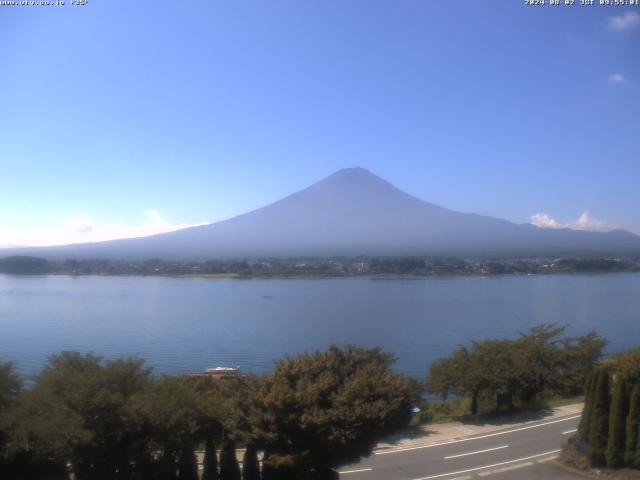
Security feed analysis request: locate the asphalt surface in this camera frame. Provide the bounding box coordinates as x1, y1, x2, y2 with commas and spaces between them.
339, 414, 585, 480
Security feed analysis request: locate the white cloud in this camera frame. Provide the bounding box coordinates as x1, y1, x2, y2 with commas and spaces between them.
0, 211, 207, 248
530, 213, 561, 229
531, 210, 615, 232
570, 211, 612, 231
608, 73, 628, 83
608, 11, 640, 31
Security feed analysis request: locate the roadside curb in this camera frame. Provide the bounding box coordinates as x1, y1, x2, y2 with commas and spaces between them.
554, 458, 600, 479
372, 403, 584, 454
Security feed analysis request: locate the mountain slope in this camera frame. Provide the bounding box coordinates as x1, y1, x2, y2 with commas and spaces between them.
4, 168, 640, 259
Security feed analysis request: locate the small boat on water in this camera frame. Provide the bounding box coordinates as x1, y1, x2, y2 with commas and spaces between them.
186, 366, 241, 378
204, 367, 240, 376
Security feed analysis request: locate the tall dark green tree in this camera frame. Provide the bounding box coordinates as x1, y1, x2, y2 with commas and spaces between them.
242, 444, 260, 480
157, 452, 178, 480
219, 438, 241, 480
0, 362, 24, 480
609, 348, 640, 384
606, 378, 629, 468
0, 362, 21, 456
578, 372, 596, 441
202, 438, 219, 480
0, 362, 21, 408
177, 448, 199, 480
625, 384, 640, 468
587, 368, 611, 467
260, 452, 282, 480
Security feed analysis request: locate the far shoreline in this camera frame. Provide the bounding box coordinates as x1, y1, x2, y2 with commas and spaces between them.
2, 270, 640, 281
2, 254, 639, 279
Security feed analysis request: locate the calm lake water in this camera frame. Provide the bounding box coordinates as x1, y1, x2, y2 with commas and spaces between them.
1, 273, 639, 379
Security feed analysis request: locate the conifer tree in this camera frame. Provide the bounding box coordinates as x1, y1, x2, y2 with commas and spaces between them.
242, 444, 260, 480
260, 453, 276, 480
202, 438, 219, 480
131, 453, 156, 480
177, 448, 199, 480
625, 385, 640, 468
219, 438, 241, 480
578, 372, 596, 441
157, 452, 178, 480
606, 378, 628, 468
637, 428, 640, 471
587, 368, 611, 467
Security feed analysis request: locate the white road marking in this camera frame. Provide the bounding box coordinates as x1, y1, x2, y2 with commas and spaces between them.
477, 461, 534, 476
562, 428, 577, 435
410, 449, 562, 480
536, 455, 558, 463
338, 468, 373, 475
375, 415, 579, 456
444, 445, 509, 460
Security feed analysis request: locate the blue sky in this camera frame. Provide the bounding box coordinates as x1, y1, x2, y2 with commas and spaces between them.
1, 1, 638, 246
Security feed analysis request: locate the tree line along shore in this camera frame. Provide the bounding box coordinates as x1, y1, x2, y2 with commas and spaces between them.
2, 325, 638, 479
1, 255, 640, 277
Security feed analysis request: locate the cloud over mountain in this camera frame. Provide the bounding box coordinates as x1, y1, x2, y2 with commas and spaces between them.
530, 211, 615, 232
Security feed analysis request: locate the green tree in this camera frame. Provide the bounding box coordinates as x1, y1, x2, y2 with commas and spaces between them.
624, 385, 640, 468
156, 452, 177, 480
427, 325, 606, 418
608, 348, 640, 384
557, 332, 607, 397
470, 339, 520, 411
512, 325, 565, 403
242, 444, 260, 480
0, 362, 21, 408
0, 362, 21, 452
128, 375, 202, 476
254, 345, 413, 477
202, 438, 219, 480
177, 448, 199, 480
513, 326, 605, 402
11, 352, 151, 479
578, 372, 596, 441
606, 378, 629, 468
587, 368, 611, 467
0, 362, 24, 479
427, 350, 466, 402
219, 437, 241, 480
427, 346, 483, 415
260, 453, 278, 480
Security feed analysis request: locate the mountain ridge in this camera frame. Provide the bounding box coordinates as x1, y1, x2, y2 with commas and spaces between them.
2, 168, 639, 260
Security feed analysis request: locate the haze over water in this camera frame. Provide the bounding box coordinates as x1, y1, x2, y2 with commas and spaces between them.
1, 273, 639, 379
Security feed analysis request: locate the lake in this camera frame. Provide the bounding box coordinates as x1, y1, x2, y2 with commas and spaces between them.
1, 273, 639, 379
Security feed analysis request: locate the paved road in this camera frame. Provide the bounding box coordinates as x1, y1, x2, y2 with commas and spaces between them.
339, 414, 585, 480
